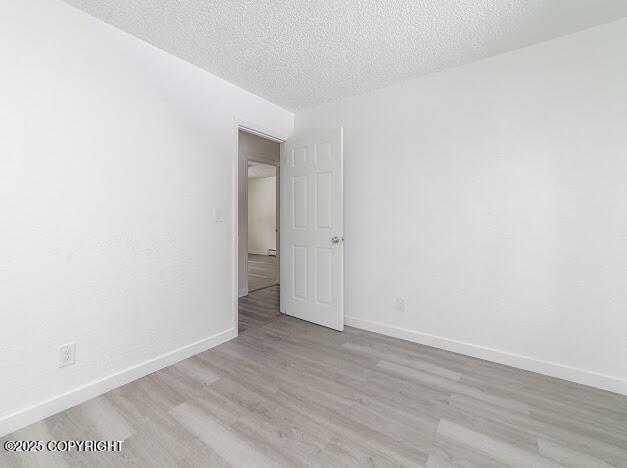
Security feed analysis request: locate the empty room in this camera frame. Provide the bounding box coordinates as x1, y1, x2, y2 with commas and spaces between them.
1, 1, 626, 467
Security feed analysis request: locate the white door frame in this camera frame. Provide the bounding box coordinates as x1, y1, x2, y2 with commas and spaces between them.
232, 118, 287, 337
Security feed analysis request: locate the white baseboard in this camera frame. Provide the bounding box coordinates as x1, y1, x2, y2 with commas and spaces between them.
344, 316, 627, 396
0, 328, 236, 437
238, 287, 248, 297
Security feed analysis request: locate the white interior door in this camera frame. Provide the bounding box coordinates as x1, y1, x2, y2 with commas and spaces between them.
280, 128, 344, 330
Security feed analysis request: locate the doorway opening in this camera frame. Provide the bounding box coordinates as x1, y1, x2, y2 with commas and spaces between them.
235, 126, 344, 335
237, 129, 281, 334
247, 161, 278, 292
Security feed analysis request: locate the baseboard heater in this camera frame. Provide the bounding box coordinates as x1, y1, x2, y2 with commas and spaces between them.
267, 249, 277, 256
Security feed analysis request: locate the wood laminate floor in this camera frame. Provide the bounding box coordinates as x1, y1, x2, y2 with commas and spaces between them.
2, 288, 627, 467
248, 253, 278, 292
238, 284, 280, 334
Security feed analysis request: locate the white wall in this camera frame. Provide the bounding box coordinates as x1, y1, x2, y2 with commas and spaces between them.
248, 176, 277, 255
295, 18, 627, 394
0, 0, 292, 435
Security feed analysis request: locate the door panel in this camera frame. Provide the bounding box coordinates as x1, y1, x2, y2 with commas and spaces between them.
315, 247, 333, 305
315, 172, 333, 229
281, 129, 343, 331
292, 175, 308, 229
293, 146, 307, 166
292, 245, 308, 300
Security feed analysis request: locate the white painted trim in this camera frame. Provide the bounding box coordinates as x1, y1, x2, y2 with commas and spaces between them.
0, 328, 235, 437
238, 287, 248, 298
345, 316, 627, 396
238, 121, 288, 144
232, 119, 241, 338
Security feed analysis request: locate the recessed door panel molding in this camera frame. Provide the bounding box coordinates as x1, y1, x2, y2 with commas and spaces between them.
315, 172, 333, 230
292, 246, 308, 300
315, 247, 333, 306
292, 175, 308, 229
281, 128, 344, 331
316, 142, 332, 163
292, 147, 307, 167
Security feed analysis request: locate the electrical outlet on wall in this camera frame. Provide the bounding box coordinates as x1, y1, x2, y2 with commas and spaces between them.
394, 297, 406, 313
59, 343, 76, 368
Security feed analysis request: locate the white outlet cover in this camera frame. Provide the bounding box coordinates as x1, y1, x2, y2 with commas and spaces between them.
394, 297, 406, 313
59, 343, 76, 368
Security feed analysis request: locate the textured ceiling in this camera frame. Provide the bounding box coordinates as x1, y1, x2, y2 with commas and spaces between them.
248, 162, 276, 179
63, 0, 627, 110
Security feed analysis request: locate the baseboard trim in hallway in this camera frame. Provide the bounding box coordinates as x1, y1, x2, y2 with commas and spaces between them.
0, 328, 235, 438
345, 315, 627, 396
